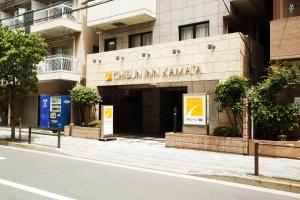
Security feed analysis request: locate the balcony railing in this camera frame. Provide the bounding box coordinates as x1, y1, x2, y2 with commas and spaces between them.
1, 16, 24, 30
87, 0, 156, 29
33, 3, 79, 25
38, 55, 79, 73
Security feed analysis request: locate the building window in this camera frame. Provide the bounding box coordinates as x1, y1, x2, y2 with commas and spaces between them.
52, 46, 72, 55
179, 22, 209, 41
129, 32, 152, 48
93, 46, 99, 53
105, 38, 117, 52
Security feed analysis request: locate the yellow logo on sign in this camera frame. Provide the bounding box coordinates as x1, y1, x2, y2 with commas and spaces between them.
105, 72, 112, 81
104, 108, 113, 119
185, 97, 203, 117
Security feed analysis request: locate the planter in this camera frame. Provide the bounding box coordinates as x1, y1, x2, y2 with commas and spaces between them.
165, 133, 248, 155
249, 139, 300, 159
64, 125, 101, 139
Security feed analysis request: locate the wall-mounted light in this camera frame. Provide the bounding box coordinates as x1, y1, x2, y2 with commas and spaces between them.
116, 56, 124, 61
172, 49, 181, 55
207, 44, 216, 50
93, 59, 101, 64
141, 53, 150, 58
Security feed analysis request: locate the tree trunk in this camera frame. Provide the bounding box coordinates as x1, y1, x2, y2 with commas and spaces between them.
226, 110, 235, 130
83, 106, 89, 126
10, 101, 15, 140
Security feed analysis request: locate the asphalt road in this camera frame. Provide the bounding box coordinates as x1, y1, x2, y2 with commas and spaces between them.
0, 146, 299, 200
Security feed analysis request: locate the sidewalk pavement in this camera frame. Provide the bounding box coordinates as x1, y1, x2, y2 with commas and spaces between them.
0, 127, 300, 189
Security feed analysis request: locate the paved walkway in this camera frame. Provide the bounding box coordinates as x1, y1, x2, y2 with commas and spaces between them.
0, 127, 300, 181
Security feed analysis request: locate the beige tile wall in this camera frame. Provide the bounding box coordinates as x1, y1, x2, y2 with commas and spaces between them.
99, 0, 231, 52
87, 33, 246, 88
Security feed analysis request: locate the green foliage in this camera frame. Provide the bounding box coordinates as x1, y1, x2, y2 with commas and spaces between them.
0, 25, 48, 102
215, 75, 248, 135
70, 86, 102, 126
88, 120, 102, 128
0, 25, 48, 139
213, 127, 237, 137
215, 76, 248, 113
248, 63, 300, 137
70, 86, 102, 107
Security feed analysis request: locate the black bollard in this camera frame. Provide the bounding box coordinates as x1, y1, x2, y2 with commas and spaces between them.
173, 107, 177, 133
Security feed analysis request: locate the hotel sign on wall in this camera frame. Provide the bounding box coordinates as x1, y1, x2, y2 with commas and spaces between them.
105, 64, 201, 81
183, 94, 208, 126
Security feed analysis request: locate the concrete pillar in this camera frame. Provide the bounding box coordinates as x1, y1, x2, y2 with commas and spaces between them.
98, 32, 105, 52
142, 89, 160, 134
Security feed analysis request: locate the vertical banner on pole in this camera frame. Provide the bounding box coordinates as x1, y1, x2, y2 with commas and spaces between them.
101, 105, 114, 138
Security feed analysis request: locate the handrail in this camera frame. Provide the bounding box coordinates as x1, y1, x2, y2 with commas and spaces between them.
1, 15, 24, 30
28, 126, 62, 148
254, 142, 300, 176
33, 3, 79, 24
38, 55, 79, 73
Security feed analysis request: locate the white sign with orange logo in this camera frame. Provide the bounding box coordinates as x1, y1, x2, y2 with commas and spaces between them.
183, 94, 208, 126
101, 105, 113, 136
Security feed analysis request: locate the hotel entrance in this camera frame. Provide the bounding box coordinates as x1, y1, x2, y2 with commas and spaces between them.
99, 85, 187, 137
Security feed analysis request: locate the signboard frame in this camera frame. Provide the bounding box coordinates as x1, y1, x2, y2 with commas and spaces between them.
183, 93, 208, 126
101, 105, 114, 138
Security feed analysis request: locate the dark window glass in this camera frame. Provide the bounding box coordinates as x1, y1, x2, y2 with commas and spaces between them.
284, 0, 300, 17
105, 38, 117, 52
142, 32, 152, 46
179, 21, 209, 41
52, 46, 72, 55
129, 32, 153, 48
130, 35, 141, 48
93, 46, 99, 53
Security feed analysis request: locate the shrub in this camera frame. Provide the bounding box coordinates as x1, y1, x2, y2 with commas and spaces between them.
88, 120, 101, 128
215, 75, 248, 135
70, 86, 102, 126
248, 63, 300, 139
213, 127, 237, 137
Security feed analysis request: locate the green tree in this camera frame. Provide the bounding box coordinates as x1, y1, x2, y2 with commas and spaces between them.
70, 86, 102, 126
248, 63, 300, 139
215, 75, 248, 135
0, 25, 48, 139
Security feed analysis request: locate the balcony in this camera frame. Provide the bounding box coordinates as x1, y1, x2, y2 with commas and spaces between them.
37, 55, 81, 83
87, 0, 156, 30
31, 3, 81, 38
1, 16, 24, 30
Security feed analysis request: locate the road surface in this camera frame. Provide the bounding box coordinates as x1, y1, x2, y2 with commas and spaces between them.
0, 145, 299, 200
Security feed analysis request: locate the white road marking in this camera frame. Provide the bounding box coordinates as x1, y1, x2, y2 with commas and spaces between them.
0, 145, 300, 198
0, 156, 6, 160
0, 178, 76, 200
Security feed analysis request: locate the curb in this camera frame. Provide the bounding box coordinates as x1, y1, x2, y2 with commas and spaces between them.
0, 141, 299, 194
0, 141, 62, 155
192, 174, 300, 194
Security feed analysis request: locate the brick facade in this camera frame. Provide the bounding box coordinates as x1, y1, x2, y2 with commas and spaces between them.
270, 16, 300, 60
165, 133, 248, 155
64, 126, 101, 140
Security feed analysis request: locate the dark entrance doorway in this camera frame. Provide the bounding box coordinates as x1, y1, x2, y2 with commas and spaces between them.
99, 85, 187, 137
160, 87, 186, 133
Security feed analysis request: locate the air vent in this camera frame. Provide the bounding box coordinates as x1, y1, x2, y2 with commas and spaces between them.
112, 22, 126, 27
